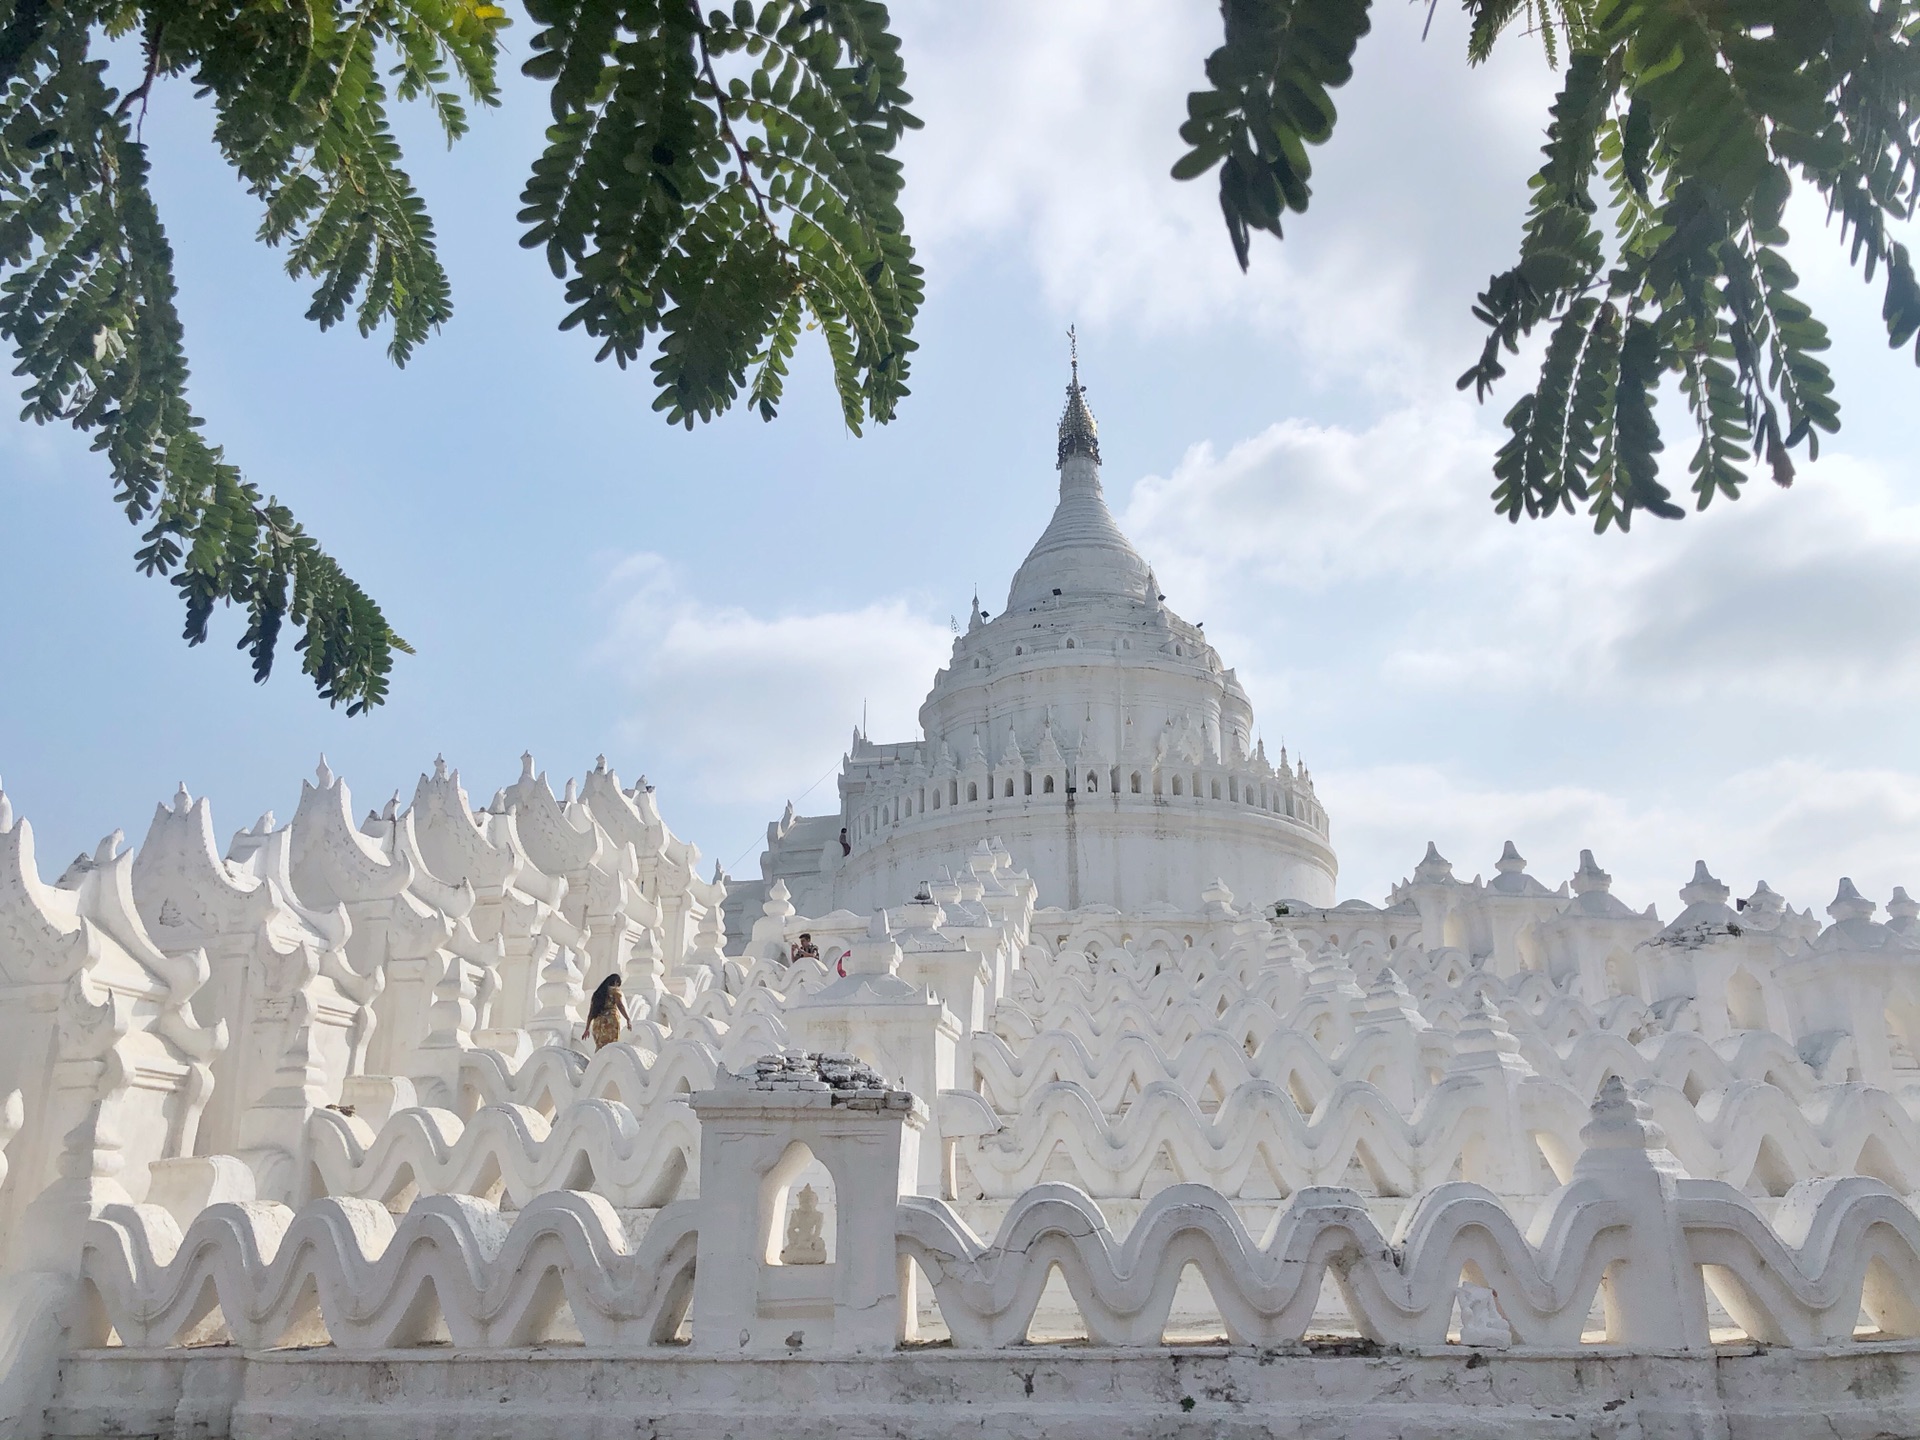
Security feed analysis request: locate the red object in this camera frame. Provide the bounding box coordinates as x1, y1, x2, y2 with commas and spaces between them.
836, 952, 850, 977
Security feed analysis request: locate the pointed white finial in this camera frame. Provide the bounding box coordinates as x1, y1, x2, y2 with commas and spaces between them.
595, 753, 608, 772
1579, 1074, 1672, 1154
563, 777, 577, 804
1828, 877, 1876, 923
1414, 841, 1454, 882
172, 782, 191, 815
433, 754, 448, 779
0, 781, 11, 832
1679, 861, 1730, 907
520, 751, 536, 781
1571, 849, 1611, 895
315, 754, 334, 787
94, 829, 125, 864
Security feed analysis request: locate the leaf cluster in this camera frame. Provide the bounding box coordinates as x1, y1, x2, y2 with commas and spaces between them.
0, 0, 506, 708
518, 0, 922, 430
1173, 0, 1374, 268
1457, 0, 1903, 531
1175, 0, 1920, 533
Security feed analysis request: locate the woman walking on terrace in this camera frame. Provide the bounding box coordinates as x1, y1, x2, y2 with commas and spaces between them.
581, 973, 631, 1050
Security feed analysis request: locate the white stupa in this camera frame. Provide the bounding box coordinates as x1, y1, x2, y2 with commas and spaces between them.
729, 356, 1336, 935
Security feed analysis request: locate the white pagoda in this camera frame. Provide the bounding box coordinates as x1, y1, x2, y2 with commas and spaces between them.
730, 359, 1334, 934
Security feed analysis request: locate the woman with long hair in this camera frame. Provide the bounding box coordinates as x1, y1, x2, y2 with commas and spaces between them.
580, 972, 630, 1050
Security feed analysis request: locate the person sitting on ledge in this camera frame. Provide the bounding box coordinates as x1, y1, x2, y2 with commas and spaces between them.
790, 932, 820, 965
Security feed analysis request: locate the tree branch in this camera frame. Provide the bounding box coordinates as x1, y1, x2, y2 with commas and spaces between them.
688, 1, 786, 258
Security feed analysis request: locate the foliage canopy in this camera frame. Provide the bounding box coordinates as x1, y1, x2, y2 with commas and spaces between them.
3, 0, 1917, 708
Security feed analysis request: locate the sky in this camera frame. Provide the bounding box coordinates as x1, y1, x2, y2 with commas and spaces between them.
4, 1, 1919, 922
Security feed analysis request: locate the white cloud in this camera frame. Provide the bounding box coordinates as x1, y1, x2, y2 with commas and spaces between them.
895, 0, 1559, 385
593, 554, 953, 806
1598, 457, 1920, 699
1122, 402, 1501, 596
1119, 404, 1920, 706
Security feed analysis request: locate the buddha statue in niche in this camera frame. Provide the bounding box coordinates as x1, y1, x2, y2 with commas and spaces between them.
781, 1184, 827, 1265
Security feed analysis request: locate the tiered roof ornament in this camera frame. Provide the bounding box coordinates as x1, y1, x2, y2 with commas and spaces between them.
1057, 326, 1100, 468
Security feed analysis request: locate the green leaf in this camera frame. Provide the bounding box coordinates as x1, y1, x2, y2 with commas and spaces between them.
1173, 0, 1374, 269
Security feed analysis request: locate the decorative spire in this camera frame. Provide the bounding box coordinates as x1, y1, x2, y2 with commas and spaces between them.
1413, 840, 1454, 884
1571, 849, 1612, 895
1056, 326, 1100, 468
1827, 876, 1876, 923
1679, 860, 1730, 908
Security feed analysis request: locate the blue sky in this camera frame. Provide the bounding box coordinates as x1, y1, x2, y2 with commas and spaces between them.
4, 1, 1919, 920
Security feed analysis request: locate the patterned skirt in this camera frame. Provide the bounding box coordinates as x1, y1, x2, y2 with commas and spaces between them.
589, 1012, 621, 1049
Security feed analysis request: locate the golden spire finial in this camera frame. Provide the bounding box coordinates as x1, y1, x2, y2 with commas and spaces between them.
1057, 326, 1099, 468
